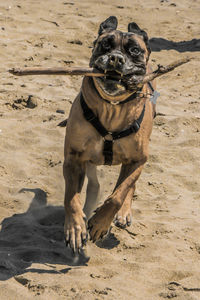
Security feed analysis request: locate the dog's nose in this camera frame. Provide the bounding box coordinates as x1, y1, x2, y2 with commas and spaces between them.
108, 53, 125, 68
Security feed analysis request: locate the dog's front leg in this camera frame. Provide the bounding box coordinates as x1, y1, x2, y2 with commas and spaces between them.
114, 185, 135, 228
63, 158, 87, 252
88, 158, 147, 242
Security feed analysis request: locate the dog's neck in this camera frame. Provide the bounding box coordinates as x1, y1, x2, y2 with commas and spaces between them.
81, 77, 147, 133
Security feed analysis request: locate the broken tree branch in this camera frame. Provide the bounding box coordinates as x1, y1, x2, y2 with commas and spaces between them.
9, 57, 192, 84
9, 67, 104, 77
142, 57, 192, 83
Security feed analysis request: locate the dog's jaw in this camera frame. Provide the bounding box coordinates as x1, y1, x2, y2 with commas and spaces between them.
91, 53, 129, 98
92, 68, 139, 102
92, 56, 143, 100
93, 76, 127, 98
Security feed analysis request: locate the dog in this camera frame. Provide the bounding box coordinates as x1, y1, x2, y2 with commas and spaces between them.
63, 16, 157, 252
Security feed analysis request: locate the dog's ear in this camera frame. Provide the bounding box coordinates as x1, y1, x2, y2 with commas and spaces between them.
128, 22, 151, 54
98, 16, 118, 35
128, 22, 142, 34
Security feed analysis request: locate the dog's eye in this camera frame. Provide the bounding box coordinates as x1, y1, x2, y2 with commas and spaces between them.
102, 40, 111, 50
129, 47, 141, 56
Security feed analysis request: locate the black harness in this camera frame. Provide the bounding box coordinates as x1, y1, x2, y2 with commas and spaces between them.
80, 93, 146, 165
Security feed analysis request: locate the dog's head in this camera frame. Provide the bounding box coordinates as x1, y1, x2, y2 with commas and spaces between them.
89, 16, 151, 99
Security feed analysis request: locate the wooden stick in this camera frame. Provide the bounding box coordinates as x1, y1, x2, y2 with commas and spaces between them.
9, 67, 105, 77
142, 57, 192, 83
9, 57, 192, 83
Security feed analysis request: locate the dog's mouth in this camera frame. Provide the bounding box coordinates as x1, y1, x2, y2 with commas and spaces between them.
94, 68, 127, 97
97, 68, 122, 82
94, 67, 145, 97
103, 69, 122, 79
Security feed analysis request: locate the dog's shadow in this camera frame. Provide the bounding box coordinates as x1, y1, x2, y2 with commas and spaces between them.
149, 37, 200, 52
0, 188, 89, 281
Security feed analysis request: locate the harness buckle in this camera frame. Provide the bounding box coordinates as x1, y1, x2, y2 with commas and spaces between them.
103, 133, 114, 142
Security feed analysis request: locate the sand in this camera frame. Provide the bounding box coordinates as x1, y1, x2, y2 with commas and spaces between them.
0, 0, 200, 299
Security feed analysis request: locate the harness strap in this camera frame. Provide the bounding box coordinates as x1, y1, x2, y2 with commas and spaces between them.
80, 93, 108, 137
148, 81, 155, 93
103, 140, 113, 165
111, 104, 145, 140
80, 93, 145, 165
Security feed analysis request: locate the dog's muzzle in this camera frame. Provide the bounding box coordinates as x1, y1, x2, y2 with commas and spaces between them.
107, 52, 125, 72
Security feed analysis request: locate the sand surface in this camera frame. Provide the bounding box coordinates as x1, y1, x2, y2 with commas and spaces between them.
0, 0, 200, 299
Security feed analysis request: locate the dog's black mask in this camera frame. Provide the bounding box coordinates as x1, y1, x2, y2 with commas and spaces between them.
89, 16, 151, 97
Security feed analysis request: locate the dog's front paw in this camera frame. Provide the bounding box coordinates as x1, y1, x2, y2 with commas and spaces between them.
88, 215, 109, 242
64, 214, 88, 253
88, 200, 117, 242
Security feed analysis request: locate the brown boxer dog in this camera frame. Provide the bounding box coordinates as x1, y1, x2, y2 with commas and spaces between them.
63, 16, 156, 252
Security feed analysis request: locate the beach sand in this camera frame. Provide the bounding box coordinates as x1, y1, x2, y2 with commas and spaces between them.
0, 0, 200, 299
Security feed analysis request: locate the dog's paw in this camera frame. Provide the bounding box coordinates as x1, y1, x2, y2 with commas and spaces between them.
64, 216, 88, 253
88, 218, 110, 243
88, 200, 116, 242
114, 210, 132, 229
88, 216, 109, 242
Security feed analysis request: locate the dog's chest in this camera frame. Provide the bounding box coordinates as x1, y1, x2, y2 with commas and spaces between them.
111, 137, 142, 165
90, 105, 144, 165
66, 91, 150, 166
81, 133, 141, 165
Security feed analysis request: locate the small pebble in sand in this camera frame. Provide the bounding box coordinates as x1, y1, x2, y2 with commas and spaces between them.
56, 109, 65, 114
27, 95, 38, 108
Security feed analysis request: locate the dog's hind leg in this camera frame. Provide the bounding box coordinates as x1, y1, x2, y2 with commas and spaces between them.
83, 162, 100, 219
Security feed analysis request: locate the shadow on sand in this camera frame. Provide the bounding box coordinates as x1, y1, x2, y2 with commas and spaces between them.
150, 38, 200, 52
0, 188, 89, 281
